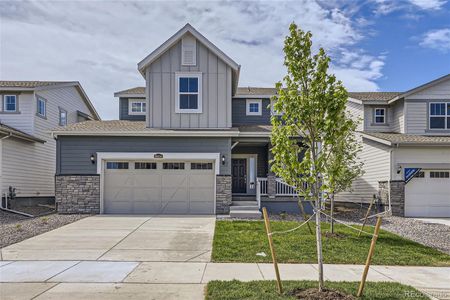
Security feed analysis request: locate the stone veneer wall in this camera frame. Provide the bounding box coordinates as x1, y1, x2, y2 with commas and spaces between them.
216, 175, 232, 214
55, 175, 100, 214
379, 180, 405, 217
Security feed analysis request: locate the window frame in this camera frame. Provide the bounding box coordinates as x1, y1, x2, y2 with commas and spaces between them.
59, 107, 68, 126
128, 99, 146, 115
36, 96, 47, 118
106, 162, 129, 169
3, 95, 18, 113
373, 107, 386, 124
175, 72, 202, 114
246, 99, 262, 116
429, 102, 449, 130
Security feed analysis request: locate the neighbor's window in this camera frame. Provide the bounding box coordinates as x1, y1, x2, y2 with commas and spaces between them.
429, 102, 449, 129
246, 99, 262, 116
106, 162, 129, 169
36, 97, 46, 118
3, 95, 17, 112
163, 162, 185, 170
59, 108, 67, 126
374, 108, 385, 124
430, 171, 450, 178
135, 162, 157, 169
176, 73, 202, 113
191, 163, 213, 170
129, 100, 146, 115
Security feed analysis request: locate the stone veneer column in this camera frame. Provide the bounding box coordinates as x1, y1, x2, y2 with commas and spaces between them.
216, 175, 232, 214
55, 175, 100, 214
379, 180, 405, 217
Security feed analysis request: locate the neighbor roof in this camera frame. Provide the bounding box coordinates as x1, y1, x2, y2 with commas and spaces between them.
0, 81, 101, 120
0, 123, 46, 143
348, 92, 401, 102
235, 87, 277, 97
361, 131, 450, 146
114, 87, 145, 97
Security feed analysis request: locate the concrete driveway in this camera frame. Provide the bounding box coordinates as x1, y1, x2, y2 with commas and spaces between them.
1, 215, 215, 262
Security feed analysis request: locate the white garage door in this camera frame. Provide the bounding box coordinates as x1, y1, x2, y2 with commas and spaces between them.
103, 160, 215, 214
405, 170, 450, 217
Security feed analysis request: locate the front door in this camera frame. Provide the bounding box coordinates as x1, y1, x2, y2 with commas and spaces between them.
232, 158, 247, 193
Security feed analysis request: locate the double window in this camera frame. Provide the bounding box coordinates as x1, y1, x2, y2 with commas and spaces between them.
3, 95, 17, 112
129, 99, 146, 115
36, 97, 46, 118
374, 108, 385, 124
246, 99, 262, 116
429, 102, 450, 129
175, 73, 202, 113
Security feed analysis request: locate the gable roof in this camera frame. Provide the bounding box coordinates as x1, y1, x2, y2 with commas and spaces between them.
0, 122, 46, 143
0, 81, 101, 120
114, 86, 145, 98
137, 23, 241, 94
348, 92, 401, 103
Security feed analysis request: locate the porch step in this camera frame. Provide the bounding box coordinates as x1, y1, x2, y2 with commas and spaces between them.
231, 201, 258, 207
229, 209, 262, 219
232, 196, 256, 202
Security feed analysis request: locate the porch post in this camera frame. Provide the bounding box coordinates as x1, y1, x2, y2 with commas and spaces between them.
267, 143, 276, 198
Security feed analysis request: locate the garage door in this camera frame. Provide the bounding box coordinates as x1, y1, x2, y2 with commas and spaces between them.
405, 170, 450, 217
103, 160, 215, 214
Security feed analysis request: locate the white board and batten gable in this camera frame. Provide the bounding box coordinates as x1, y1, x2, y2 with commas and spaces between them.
137, 24, 241, 129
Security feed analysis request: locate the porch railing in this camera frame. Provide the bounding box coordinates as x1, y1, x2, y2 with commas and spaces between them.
256, 177, 300, 208
256, 177, 268, 208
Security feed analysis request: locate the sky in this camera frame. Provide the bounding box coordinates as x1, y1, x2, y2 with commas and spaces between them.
1, 0, 449, 120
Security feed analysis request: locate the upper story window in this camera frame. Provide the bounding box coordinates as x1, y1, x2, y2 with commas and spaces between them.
59, 108, 67, 126
129, 99, 146, 115
374, 108, 385, 124
3, 95, 18, 112
429, 102, 450, 129
175, 73, 202, 113
36, 96, 46, 118
246, 99, 262, 116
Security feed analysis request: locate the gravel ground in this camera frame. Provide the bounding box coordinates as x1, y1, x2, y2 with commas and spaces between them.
0, 210, 88, 248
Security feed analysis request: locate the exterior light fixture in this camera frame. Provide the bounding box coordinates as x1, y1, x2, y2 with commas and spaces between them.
221, 155, 226, 165
90, 154, 96, 164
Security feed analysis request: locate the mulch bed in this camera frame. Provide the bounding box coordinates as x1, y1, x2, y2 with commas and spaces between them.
287, 288, 355, 300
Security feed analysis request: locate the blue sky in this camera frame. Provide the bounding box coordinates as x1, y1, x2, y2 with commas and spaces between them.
1, 0, 449, 119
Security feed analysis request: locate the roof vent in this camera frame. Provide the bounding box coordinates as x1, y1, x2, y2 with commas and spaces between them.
181, 34, 196, 66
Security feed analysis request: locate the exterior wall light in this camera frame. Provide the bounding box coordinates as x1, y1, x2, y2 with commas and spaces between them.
221, 155, 226, 165
90, 154, 96, 164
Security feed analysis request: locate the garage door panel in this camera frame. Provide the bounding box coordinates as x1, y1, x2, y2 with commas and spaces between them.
190, 201, 214, 214
189, 174, 214, 187
190, 188, 214, 202
161, 201, 189, 214
133, 200, 162, 214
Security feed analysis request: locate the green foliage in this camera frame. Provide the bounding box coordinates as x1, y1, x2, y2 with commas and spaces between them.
270, 22, 360, 200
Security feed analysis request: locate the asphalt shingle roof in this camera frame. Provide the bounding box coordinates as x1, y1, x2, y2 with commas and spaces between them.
362, 132, 450, 145
0, 81, 73, 88
114, 87, 145, 95
0, 123, 45, 143
348, 92, 401, 102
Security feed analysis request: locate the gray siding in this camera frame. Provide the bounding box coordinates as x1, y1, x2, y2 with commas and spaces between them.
57, 136, 232, 175
232, 98, 271, 125
346, 101, 363, 131
146, 39, 232, 129
390, 100, 404, 133
119, 98, 146, 121
232, 145, 269, 177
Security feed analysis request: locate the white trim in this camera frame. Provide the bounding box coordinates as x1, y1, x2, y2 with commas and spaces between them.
348, 97, 363, 105
175, 72, 203, 114
128, 99, 147, 115
36, 96, 46, 118
429, 102, 449, 130
97, 152, 221, 214
360, 132, 393, 146
246, 99, 262, 116
3, 95, 17, 112
389, 74, 450, 104
233, 94, 275, 99
53, 130, 240, 137
374, 107, 386, 124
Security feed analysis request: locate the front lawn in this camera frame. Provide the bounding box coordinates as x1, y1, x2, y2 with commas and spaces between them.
212, 220, 450, 266
206, 280, 428, 300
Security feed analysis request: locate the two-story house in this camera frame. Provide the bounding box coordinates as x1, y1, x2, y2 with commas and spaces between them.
0, 81, 100, 208
52, 24, 450, 218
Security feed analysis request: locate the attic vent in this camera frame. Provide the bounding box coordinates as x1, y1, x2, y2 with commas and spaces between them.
181, 35, 196, 66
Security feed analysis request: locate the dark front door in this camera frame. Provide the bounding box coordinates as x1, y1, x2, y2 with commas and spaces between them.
232, 158, 247, 193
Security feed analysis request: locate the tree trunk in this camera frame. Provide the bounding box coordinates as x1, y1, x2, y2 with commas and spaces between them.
330, 193, 335, 234
315, 196, 324, 291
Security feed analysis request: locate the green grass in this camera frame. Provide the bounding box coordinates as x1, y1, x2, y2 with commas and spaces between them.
212, 220, 450, 266
205, 280, 429, 300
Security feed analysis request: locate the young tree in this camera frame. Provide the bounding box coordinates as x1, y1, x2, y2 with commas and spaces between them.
270, 23, 357, 291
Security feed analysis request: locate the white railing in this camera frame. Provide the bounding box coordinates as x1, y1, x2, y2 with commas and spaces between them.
256, 177, 300, 208
256, 177, 268, 208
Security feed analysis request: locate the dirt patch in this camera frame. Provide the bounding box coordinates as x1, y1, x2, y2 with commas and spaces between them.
287, 288, 356, 300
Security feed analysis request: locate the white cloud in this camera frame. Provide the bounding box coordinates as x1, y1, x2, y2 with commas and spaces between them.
372, 0, 447, 15
0, 1, 384, 119
420, 28, 450, 52
409, 0, 447, 10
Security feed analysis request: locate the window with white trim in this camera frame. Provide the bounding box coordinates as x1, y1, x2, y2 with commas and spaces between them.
374, 108, 385, 124
175, 73, 202, 113
246, 99, 262, 116
129, 99, 146, 115
429, 102, 450, 129
36, 97, 46, 118
106, 162, 129, 169
3, 95, 17, 112
59, 108, 67, 126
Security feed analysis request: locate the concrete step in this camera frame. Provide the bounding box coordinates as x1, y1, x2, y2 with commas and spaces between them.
229, 210, 262, 219
232, 196, 256, 201
230, 205, 259, 211
231, 201, 258, 207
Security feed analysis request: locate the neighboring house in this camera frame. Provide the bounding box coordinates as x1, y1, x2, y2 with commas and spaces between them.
52, 23, 450, 218
0, 81, 100, 206
336, 76, 450, 218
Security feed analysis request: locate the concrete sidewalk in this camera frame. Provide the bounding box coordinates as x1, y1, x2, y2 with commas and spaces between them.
1, 261, 449, 299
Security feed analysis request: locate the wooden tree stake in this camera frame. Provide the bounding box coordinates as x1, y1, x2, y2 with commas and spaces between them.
357, 216, 383, 297
262, 207, 283, 294
358, 196, 375, 237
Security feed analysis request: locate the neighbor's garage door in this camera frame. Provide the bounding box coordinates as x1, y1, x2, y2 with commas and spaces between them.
405, 170, 450, 217
103, 161, 215, 214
